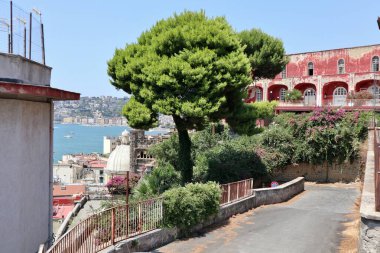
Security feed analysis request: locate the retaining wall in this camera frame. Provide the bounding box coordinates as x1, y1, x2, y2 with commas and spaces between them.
101, 177, 304, 253
359, 130, 380, 253
273, 160, 363, 183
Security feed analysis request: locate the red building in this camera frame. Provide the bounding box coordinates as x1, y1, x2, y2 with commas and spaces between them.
246, 44, 380, 111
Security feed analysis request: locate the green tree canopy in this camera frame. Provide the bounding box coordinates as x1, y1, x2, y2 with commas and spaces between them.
108, 11, 287, 183
238, 29, 288, 79
108, 11, 251, 183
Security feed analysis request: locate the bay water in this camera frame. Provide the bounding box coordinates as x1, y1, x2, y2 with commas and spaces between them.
53, 124, 130, 162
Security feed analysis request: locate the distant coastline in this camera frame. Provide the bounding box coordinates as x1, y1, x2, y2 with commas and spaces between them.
54, 122, 173, 130
55, 122, 129, 127
53, 124, 172, 163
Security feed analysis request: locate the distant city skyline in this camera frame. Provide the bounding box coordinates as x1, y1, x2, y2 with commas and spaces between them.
9, 0, 380, 97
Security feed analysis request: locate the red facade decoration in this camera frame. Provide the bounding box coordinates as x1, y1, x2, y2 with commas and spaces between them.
246, 44, 380, 111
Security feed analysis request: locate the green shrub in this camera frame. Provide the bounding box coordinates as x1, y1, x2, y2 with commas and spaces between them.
132, 164, 181, 200
149, 134, 179, 170
191, 123, 231, 156
285, 89, 302, 101
163, 182, 221, 230
252, 101, 278, 120
194, 136, 267, 183
258, 125, 294, 160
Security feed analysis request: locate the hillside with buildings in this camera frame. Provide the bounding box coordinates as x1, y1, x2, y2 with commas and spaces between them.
54, 96, 129, 125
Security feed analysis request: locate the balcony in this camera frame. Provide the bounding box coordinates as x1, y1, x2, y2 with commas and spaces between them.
323, 99, 380, 108
275, 99, 380, 112
278, 100, 316, 107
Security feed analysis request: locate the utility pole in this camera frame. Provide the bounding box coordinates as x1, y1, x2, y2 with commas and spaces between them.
29, 12, 32, 60
10, 0, 13, 54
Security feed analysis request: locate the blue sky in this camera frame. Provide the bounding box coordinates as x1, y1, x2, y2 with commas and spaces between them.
9, 0, 380, 97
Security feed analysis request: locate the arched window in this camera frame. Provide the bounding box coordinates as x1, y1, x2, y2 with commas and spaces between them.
256, 89, 262, 102
369, 85, 380, 99
372, 56, 379, 72
338, 59, 345, 74
334, 87, 347, 96
308, 62, 314, 76
333, 87, 347, 106
304, 88, 316, 106
304, 88, 316, 97
280, 88, 287, 101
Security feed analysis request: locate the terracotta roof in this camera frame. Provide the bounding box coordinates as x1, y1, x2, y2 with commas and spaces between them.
53, 184, 86, 197
88, 160, 107, 168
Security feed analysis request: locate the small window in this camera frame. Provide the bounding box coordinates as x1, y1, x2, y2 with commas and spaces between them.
372, 56, 379, 72
256, 89, 262, 102
308, 62, 314, 76
338, 59, 345, 74
281, 67, 287, 79
61, 186, 66, 190
280, 88, 287, 101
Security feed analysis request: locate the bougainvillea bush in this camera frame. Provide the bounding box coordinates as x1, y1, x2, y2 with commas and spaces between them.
151, 108, 369, 185
106, 175, 140, 195
275, 108, 370, 164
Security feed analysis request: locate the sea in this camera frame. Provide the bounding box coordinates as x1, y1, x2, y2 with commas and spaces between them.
53, 124, 168, 163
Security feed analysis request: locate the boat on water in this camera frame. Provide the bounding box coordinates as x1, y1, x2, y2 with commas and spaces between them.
64, 135, 73, 138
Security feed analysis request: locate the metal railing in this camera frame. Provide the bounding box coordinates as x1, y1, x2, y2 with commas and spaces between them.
323, 98, 380, 107
0, 0, 45, 64
43, 179, 255, 252
277, 99, 380, 108
373, 127, 380, 211
278, 101, 317, 107
46, 197, 163, 253
220, 178, 254, 205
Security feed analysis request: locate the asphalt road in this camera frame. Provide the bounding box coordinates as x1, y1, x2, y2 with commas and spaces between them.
154, 183, 360, 253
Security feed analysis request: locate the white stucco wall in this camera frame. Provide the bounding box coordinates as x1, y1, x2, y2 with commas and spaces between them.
0, 99, 51, 253
53, 164, 75, 184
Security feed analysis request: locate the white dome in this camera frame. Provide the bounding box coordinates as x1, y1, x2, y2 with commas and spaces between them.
122, 130, 129, 136
106, 145, 131, 174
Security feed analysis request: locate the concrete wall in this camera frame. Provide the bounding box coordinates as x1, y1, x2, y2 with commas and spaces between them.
359, 130, 380, 252
0, 99, 51, 253
102, 177, 304, 253
273, 160, 363, 183
0, 53, 51, 86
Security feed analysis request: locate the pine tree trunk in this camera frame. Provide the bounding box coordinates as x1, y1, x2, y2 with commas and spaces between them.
173, 115, 193, 184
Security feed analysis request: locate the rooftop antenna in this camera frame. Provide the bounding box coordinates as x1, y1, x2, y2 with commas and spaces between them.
0, 19, 10, 28
0, 18, 11, 53
17, 17, 27, 57
32, 7, 45, 64
32, 8, 42, 23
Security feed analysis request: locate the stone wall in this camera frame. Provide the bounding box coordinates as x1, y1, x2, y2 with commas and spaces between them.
360, 218, 380, 252
273, 160, 363, 183
359, 130, 380, 252
101, 177, 304, 253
